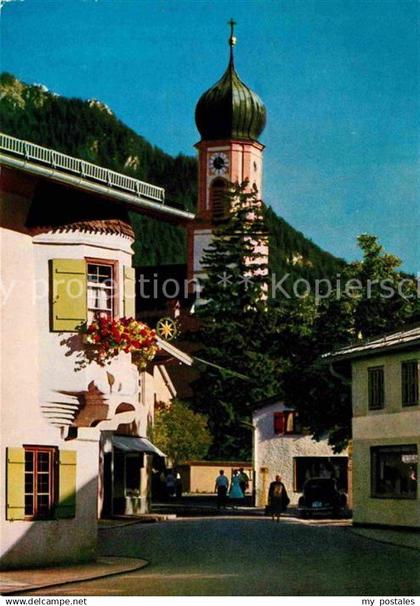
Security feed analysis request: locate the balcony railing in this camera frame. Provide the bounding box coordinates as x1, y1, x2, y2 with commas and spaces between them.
0, 132, 165, 203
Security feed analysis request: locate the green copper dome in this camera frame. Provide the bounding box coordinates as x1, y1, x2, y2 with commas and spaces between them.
195, 47, 266, 142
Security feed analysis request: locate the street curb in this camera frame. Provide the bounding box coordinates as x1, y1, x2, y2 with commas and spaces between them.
98, 515, 177, 530
151, 507, 266, 518
98, 520, 153, 530
349, 529, 420, 553
0, 556, 149, 596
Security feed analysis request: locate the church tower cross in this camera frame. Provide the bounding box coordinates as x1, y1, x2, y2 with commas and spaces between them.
188, 22, 268, 287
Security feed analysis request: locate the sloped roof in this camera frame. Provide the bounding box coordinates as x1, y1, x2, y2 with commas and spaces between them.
323, 325, 420, 362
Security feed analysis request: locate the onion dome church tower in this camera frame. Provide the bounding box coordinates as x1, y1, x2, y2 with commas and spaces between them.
187, 21, 267, 286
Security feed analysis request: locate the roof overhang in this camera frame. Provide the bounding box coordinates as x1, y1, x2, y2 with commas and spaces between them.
1, 154, 195, 224
0, 133, 195, 225
322, 328, 420, 364
156, 337, 194, 366
112, 435, 166, 457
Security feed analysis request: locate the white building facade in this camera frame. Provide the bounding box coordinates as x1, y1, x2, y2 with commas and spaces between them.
0, 134, 194, 569
253, 400, 348, 507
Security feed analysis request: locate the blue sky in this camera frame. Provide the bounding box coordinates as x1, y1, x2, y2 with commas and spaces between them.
2, 0, 418, 272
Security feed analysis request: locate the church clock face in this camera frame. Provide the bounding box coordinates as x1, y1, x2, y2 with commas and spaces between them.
208, 152, 229, 176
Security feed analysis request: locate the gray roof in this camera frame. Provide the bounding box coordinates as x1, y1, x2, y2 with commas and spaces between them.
323, 325, 420, 362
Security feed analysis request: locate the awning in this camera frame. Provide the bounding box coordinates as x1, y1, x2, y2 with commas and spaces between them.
112, 436, 166, 457
156, 337, 193, 366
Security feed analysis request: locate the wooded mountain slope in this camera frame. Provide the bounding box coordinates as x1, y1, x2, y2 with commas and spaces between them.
0, 72, 343, 277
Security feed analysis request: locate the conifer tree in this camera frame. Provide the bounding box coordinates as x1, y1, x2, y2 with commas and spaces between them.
198, 179, 269, 314
277, 234, 419, 452
193, 181, 283, 459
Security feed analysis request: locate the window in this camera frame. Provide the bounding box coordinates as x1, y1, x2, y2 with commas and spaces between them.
273, 411, 301, 435
7, 447, 76, 521
294, 457, 348, 493
371, 445, 417, 499
87, 261, 116, 322
402, 360, 419, 407
210, 178, 228, 223
368, 366, 385, 410
51, 258, 134, 332
24, 447, 57, 519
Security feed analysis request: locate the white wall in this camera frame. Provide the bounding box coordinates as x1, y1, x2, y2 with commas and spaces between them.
32, 231, 138, 419
0, 226, 100, 568
0, 205, 144, 567
253, 402, 347, 506
193, 229, 212, 273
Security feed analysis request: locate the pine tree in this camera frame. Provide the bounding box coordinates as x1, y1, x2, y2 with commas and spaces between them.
193, 181, 283, 459
198, 180, 269, 314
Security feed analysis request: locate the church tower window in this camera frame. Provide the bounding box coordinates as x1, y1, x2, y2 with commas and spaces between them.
211, 178, 229, 223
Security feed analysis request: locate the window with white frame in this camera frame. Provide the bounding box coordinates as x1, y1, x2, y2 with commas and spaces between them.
402, 360, 419, 407
371, 445, 417, 499
7, 446, 76, 521
87, 262, 116, 322
24, 446, 57, 519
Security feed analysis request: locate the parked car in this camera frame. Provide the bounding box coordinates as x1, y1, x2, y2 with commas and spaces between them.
297, 478, 347, 518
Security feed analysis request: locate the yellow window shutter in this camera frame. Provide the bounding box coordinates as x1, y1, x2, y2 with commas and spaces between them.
56, 450, 77, 519
51, 259, 87, 332
123, 266, 136, 318
6, 447, 25, 520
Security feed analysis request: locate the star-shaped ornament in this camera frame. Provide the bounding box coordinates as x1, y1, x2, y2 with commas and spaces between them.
156, 317, 178, 341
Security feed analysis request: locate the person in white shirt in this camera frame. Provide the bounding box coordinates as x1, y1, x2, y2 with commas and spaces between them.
215, 469, 229, 509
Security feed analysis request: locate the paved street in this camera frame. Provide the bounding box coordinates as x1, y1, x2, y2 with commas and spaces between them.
27, 517, 419, 596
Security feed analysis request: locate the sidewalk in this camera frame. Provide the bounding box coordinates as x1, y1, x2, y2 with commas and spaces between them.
153, 502, 266, 517
98, 513, 176, 529
0, 556, 148, 596
152, 493, 264, 517
151, 496, 349, 521
351, 527, 420, 551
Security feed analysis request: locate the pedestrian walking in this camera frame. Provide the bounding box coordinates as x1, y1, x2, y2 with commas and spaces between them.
229, 470, 244, 508
267, 474, 290, 521
215, 469, 229, 509
238, 467, 249, 495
